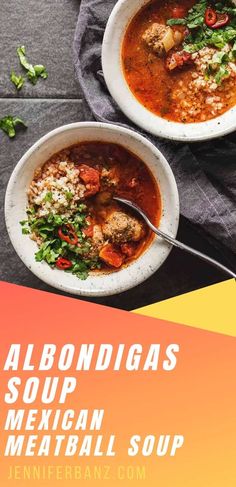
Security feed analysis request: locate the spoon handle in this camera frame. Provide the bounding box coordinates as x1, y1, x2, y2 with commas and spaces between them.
114, 197, 236, 280
154, 226, 236, 280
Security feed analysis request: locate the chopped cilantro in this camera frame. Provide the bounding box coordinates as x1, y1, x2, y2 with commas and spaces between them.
20, 207, 100, 280
167, 18, 187, 26
65, 191, 73, 201
215, 65, 230, 84
22, 228, 30, 235
0, 116, 27, 138
44, 192, 53, 202
10, 71, 25, 90
17, 46, 48, 85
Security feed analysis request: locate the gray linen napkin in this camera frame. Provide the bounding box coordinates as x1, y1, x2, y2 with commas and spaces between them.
73, 0, 236, 257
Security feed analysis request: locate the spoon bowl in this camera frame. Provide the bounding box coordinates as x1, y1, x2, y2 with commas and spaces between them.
114, 197, 236, 280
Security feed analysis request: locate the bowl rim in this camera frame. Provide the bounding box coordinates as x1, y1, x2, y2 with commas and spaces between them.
5, 121, 180, 297
102, 0, 236, 142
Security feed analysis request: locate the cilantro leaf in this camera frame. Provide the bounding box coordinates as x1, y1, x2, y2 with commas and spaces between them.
215, 65, 230, 84
27, 65, 48, 85
0, 116, 27, 138
10, 71, 25, 90
167, 18, 187, 26
44, 192, 53, 203
17, 46, 48, 85
34, 65, 48, 79
17, 46, 32, 71
22, 228, 30, 235
65, 191, 73, 201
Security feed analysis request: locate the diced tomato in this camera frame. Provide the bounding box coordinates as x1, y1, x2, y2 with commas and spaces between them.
79, 164, 100, 197
166, 50, 192, 71
99, 244, 124, 269
121, 242, 136, 258
171, 6, 186, 18
83, 216, 94, 237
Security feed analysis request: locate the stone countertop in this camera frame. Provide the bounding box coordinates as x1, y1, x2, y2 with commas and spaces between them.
0, 0, 230, 310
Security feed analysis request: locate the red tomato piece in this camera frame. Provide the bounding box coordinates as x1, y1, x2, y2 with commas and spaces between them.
121, 242, 136, 258
79, 164, 100, 197
99, 244, 124, 269
83, 216, 94, 237
171, 6, 186, 18
166, 50, 192, 71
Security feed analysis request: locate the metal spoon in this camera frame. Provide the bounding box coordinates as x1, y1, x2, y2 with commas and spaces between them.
114, 197, 236, 280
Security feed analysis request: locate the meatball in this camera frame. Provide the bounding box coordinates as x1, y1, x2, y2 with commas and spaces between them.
102, 211, 144, 244
142, 23, 175, 56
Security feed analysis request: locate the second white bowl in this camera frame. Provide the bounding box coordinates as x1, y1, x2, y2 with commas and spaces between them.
102, 0, 236, 142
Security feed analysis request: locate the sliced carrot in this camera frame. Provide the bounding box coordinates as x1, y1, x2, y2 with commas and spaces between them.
99, 244, 124, 269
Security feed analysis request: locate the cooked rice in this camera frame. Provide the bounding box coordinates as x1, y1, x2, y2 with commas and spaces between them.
28, 159, 86, 217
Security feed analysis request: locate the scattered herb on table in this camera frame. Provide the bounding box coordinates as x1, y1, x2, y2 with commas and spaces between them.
20, 206, 101, 280
0, 116, 27, 138
10, 71, 25, 90
17, 46, 48, 85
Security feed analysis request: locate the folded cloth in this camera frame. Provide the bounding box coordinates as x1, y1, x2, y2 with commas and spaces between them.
73, 0, 236, 257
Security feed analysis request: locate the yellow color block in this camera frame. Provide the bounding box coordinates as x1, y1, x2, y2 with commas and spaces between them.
134, 279, 236, 337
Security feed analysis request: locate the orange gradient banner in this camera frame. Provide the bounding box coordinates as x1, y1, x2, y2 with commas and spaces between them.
0, 281, 235, 487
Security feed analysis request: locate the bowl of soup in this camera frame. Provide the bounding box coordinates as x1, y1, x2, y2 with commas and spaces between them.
5, 122, 179, 296
102, 0, 236, 141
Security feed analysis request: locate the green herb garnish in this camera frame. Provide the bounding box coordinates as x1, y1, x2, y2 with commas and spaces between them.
10, 71, 25, 90
215, 65, 230, 84
65, 191, 74, 201
21, 205, 99, 280
17, 46, 48, 85
167, 18, 187, 26
44, 192, 53, 203
0, 116, 27, 138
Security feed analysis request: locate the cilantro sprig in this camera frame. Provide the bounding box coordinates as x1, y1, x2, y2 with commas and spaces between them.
10, 71, 25, 90
17, 46, 48, 85
0, 116, 27, 138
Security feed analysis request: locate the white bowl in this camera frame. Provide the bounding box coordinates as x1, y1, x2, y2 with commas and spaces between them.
102, 0, 236, 142
5, 122, 179, 297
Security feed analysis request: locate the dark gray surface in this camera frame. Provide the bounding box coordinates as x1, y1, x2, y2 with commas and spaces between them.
0, 0, 81, 99
0, 0, 232, 311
